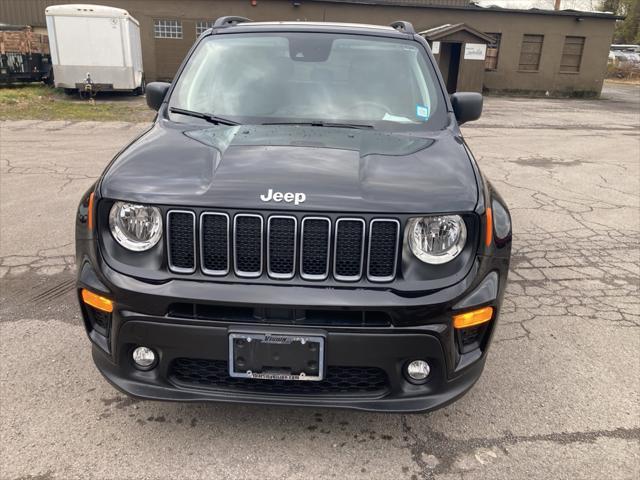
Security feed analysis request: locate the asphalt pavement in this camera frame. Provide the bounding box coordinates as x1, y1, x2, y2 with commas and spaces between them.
1, 82, 639, 479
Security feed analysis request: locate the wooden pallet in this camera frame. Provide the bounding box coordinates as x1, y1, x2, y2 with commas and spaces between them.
0, 26, 50, 56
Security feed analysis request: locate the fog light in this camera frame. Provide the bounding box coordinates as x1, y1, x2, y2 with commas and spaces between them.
132, 346, 157, 369
406, 360, 430, 382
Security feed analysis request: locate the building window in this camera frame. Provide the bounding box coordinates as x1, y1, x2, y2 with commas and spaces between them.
485, 33, 501, 71
518, 34, 544, 71
196, 21, 214, 37
154, 19, 183, 39
560, 36, 585, 73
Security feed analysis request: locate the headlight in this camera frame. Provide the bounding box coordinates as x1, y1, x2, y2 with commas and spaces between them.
109, 202, 163, 251
491, 200, 511, 240
407, 215, 467, 264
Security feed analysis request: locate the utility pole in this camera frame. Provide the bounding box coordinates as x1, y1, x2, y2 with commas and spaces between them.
554, 0, 561, 10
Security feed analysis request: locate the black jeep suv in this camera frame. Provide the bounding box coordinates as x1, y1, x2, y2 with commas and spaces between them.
76, 17, 512, 412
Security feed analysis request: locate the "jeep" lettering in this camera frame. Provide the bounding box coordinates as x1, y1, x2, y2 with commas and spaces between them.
260, 189, 306, 206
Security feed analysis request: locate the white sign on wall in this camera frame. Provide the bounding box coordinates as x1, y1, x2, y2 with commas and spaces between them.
464, 43, 487, 60
431, 41, 440, 55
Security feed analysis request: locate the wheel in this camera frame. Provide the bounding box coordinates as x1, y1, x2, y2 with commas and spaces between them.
133, 75, 146, 96
43, 69, 54, 86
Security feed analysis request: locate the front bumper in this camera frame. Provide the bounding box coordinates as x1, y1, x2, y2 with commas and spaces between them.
77, 250, 508, 413
92, 319, 486, 412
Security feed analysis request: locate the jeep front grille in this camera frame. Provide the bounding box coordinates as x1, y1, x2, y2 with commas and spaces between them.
167, 210, 196, 273
200, 212, 230, 275
334, 218, 366, 281
300, 217, 331, 280
233, 214, 263, 277
167, 211, 400, 283
267, 216, 297, 279
367, 219, 400, 281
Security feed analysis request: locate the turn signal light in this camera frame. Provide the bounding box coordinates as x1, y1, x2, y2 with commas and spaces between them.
453, 306, 493, 329
81, 289, 113, 313
87, 192, 95, 230
485, 207, 493, 247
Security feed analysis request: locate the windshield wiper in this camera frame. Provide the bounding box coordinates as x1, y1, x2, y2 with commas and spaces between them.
262, 121, 374, 130
169, 107, 239, 126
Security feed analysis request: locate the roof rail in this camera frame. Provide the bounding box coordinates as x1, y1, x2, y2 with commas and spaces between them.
389, 20, 415, 34
213, 16, 252, 28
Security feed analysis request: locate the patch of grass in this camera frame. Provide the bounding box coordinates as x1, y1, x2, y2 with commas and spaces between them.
606, 62, 640, 83
605, 77, 640, 86
0, 84, 154, 122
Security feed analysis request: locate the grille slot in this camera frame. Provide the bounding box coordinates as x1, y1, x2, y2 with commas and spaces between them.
167, 210, 196, 273
267, 216, 297, 279
170, 358, 389, 396
233, 214, 263, 277
168, 303, 393, 327
334, 218, 365, 281
367, 219, 400, 282
200, 213, 229, 275
300, 217, 331, 280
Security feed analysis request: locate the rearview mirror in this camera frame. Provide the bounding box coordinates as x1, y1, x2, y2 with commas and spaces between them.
450, 92, 483, 125
146, 82, 171, 111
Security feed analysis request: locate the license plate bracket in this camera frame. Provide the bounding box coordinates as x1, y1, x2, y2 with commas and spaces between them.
228, 332, 325, 381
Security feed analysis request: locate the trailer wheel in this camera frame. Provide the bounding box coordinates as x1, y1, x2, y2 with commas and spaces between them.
133, 75, 146, 96
44, 69, 54, 86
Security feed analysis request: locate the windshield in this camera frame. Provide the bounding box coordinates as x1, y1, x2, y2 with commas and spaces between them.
169, 32, 447, 131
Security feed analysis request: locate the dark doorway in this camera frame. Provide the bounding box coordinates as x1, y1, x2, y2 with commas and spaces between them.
446, 43, 461, 94
437, 42, 462, 94
422, 24, 492, 93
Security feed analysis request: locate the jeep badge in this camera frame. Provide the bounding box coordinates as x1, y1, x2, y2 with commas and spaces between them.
260, 189, 306, 205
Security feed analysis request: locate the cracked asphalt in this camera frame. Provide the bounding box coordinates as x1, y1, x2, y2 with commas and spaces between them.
1, 82, 639, 479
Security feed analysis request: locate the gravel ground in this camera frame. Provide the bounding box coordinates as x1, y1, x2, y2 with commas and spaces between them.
0, 83, 639, 480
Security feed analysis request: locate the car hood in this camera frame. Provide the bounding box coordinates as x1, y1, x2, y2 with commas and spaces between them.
101, 121, 478, 213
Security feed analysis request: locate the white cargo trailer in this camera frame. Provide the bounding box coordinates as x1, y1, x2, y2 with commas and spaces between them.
45, 4, 144, 94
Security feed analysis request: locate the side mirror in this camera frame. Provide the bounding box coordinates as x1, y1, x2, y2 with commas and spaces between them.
146, 82, 171, 111
450, 92, 483, 125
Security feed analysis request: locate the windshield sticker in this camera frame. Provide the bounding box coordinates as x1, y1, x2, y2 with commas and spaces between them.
416, 105, 430, 121
383, 112, 415, 123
